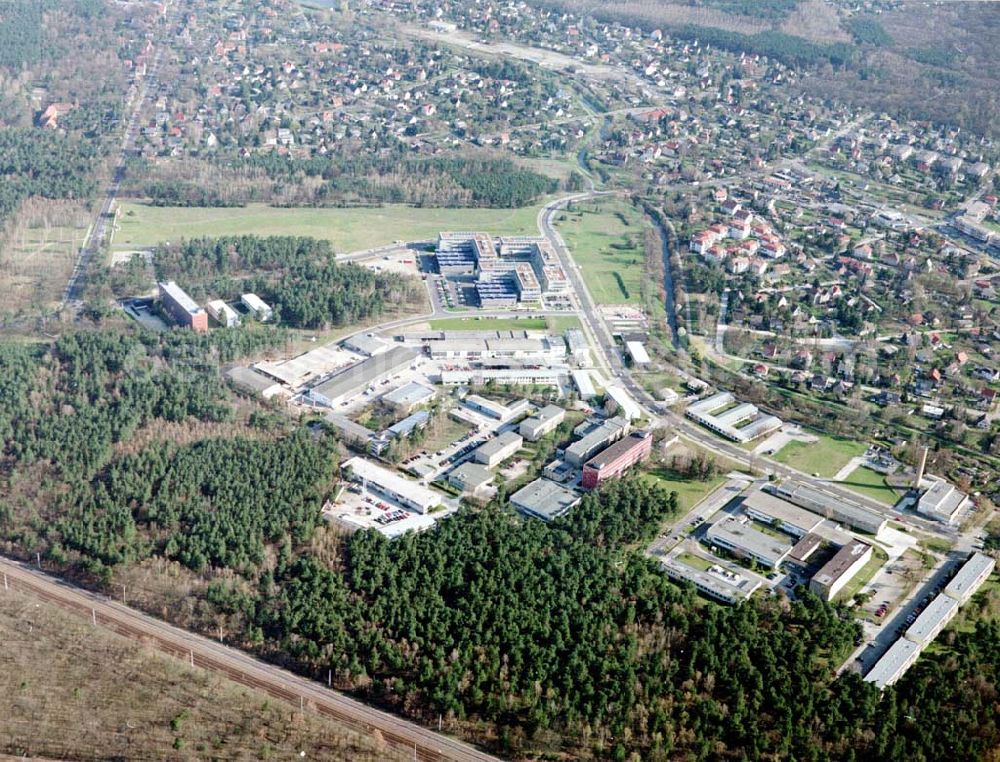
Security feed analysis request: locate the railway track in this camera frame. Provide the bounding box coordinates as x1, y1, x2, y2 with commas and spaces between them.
0, 557, 500, 762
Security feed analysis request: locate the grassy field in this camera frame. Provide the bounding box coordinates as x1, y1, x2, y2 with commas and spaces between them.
839, 465, 904, 506
772, 433, 866, 478
0, 220, 89, 317
114, 201, 550, 253
545, 315, 582, 332
642, 466, 728, 513
0, 587, 406, 761
554, 197, 648, 306
429, 316, 548, 331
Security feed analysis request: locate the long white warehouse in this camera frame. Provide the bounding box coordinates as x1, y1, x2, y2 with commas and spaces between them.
342, 457, 442, 514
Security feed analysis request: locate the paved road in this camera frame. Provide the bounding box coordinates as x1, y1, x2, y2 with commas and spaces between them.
0, 556, 501, 762
60, 2, 178, 314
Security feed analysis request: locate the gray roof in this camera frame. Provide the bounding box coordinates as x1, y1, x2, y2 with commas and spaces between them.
226, 366, 278, 394
324, 413, 374, 442
741, 490, 824, 533
904, 593, 958, 644
383, 381, 436, 407
945, 553, 996, 601
511, 478, 580, 521
475, 430, 523, 459
864, 637, 919, 690
310, 346, 416, 402
448, 462, 493, 490
706, 517, 794, 566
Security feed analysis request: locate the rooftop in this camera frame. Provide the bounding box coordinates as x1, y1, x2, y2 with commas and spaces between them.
905, 593, 958, 644
706, 516, 794, 565
811, 540, 872, 589
864, 637, 919, 690
159, 281, 203, 315
342, 456, 442, 511
741, 489, 824, 533
661, 556, 762, 602
475, 430, 523, 459
584, 432, 650, 471
383, 381, 436, 407
945, 552, 996, 601
310, 346, 417, 402
511, 478, 580, 521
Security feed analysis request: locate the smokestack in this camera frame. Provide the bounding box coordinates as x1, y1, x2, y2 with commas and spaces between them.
914, 446, 928, 491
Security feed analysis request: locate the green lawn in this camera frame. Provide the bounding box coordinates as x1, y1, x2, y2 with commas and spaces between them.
545, 315, 582, 333
641, 467, 728, 513
554, 197, 648, 306
114, 201, 549, 253
838, 466, 904, 507
677, 552, 714, 572
772, 433, 866, 478
429, 316, 548, 332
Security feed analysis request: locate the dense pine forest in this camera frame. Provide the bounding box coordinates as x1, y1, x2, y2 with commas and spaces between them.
150, 235, 425, 329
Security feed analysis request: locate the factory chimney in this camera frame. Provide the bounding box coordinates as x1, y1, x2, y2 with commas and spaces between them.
913, 445, 928, 491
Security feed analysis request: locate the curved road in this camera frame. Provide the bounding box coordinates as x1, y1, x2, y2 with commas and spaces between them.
0, 557, 501, 762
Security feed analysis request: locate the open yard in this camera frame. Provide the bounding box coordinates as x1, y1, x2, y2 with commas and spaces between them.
839, 465, 904, 506
0, 587, 405, 761
554, 197, 649, 306
772, 433, 866, 478
114, 201, 550, 253
642, 466, 728, 513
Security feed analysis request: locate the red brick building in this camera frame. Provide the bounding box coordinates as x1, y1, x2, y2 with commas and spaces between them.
581, 431, 652, 490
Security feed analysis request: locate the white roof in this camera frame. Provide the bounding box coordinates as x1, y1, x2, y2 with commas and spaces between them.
864, 637, 919, 690
625, 341, 651, 364
241, 292, 270, 311
159, 281, 202, 315
904, 594, 958, 644
342, 457, 442, 511
605, 385, 642, 420
945, 553, 996, 601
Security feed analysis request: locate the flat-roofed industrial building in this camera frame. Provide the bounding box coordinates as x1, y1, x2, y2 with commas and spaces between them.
305, 347, 417, 408
809, 540, 873, 601
741, 489, 824, 538
944, 552, 996, 605
582, 432, 652, 490
904, 593, 959, 645
626, 341, 651, 366
519, 405, 566, 441
565, 417, 630, 466
206, 299, 240, 327
917, 478, 968, 524
768, 482, 887, 535
864, 637, 920, 690
448, 462, 493, 496
382, 381, 436, 413
342, 456, 442, 514
158, 281, 208, 332
511, 478, 581, 522
474, 430, 524, 468
705, 516, 794, 569
661, 556, 762, 605
241, 292, 273, 321
463, 394, 515, 421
